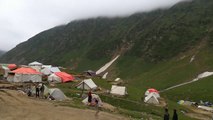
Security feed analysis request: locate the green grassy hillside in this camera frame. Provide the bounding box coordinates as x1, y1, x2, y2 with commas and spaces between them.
1, 0, 213, 70
1, 0, 213, 119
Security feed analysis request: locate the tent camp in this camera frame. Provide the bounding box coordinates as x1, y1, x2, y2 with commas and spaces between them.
84, 70, 96, 76
48, 74, 62, 83
51, 67, 61, 73
110, 85, 127, 96
54, 72, 74, 83
41, 67, 51, 75
145, 88, 160, 98
0, 65, 10, 78
42, 65, 52, 68
144, 93, 159, 104
29, 61, 43, 66
49, 88, 66, 101
41, 67, 61, 76
82, 94, 103, 106
29, 61, 43, 72
7, 67, 42, 82
77, 79, 97, 90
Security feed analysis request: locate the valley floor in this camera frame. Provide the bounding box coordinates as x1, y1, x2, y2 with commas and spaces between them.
0, 87, 127, 120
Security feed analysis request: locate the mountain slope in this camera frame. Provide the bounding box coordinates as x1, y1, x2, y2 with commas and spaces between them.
1, 0, 213, 93
1, 0, 213, 68
0, 50, 5, 57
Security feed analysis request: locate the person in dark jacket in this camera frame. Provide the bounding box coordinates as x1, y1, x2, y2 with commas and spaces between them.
40, 83, 45, 98
35, 84, 40, 98
164, 108, 170, 120
88, 90, 92, 105
172, 109, 178, 120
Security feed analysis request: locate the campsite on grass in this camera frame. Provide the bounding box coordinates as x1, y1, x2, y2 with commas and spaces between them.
0, 59, 213, 120
1, 0, 213, 119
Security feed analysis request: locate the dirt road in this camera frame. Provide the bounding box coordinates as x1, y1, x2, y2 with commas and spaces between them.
0, 89, 128, 120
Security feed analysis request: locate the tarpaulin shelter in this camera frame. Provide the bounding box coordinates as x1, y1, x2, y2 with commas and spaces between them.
54, 72, 74, 83
7, 67, 42, 82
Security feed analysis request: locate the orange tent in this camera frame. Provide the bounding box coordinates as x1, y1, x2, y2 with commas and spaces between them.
54, 72, 74, 83
12, 67, 41, 74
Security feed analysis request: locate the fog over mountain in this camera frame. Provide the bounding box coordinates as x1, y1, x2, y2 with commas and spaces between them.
0, 0, 188, 51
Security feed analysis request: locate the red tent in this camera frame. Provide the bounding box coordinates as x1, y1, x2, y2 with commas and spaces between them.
148, 88, 159, 93
12, 67, 41, 74
8, 64, 17, 70
54, 72, 74, 83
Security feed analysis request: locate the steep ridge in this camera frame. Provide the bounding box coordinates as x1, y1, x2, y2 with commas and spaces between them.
0, 50, 5, 57
1, 0, 213, 70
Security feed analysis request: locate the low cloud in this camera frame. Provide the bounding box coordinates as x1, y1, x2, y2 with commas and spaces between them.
0, 0, 187, 51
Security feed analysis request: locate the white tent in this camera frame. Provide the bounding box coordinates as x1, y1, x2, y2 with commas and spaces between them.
42, 65, 52, 68
41, 67, 61, 76
110, 85, 127, 96
41, 67, 51, 75
7, 74, 42, 82
7, 67, 42, 83
82, 94, 103, 106
2, 66, 10, 78
77, 79, 97, 90
145, 91, 160, 98
144, 93, 159, 104
29, 61, 43, 66
31, 66, 42, 72
48, 74, 62, 83
49, 88, 66, 101
50, 67, 61, 73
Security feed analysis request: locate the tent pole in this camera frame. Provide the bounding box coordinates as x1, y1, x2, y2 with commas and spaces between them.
81, 82, 84, 97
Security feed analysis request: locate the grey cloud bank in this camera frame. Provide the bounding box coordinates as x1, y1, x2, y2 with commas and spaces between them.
0, 0, 187, 51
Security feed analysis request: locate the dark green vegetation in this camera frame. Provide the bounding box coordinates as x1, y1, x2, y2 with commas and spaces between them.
1, 0, 213, 68
1, 0, 213, 119
0, 50, 5, 57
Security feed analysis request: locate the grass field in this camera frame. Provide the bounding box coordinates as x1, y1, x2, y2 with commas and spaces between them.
53, 45, 213, 119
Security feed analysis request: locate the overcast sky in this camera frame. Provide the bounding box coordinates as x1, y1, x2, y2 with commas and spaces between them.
0, 0, 188, 51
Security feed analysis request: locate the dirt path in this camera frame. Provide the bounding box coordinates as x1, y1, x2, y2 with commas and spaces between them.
0, 89, 128, 120
160, 72, 213, 92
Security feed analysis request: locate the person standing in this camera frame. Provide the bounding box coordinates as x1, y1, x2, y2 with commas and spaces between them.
88, 90, 92, 105
95, 98, 100, 116
35, 84, 40, 98
164, 108, 170, 120
40, 83, 45, 99
172, 109, 178, 120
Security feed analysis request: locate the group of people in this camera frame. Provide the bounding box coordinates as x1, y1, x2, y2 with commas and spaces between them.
164, 108, 178, 120
26, 83, 45, 98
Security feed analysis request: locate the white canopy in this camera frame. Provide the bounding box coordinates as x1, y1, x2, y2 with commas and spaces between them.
110, 85, 127, 96
49, 88, 66, 101
145, 91, 160, 98
48, 74, 62, 83
144, 93, 159, 104
41, 67, 61, 75
50, 67, 61, 73
77, 79, 97, 90
29, 61, 43, 66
